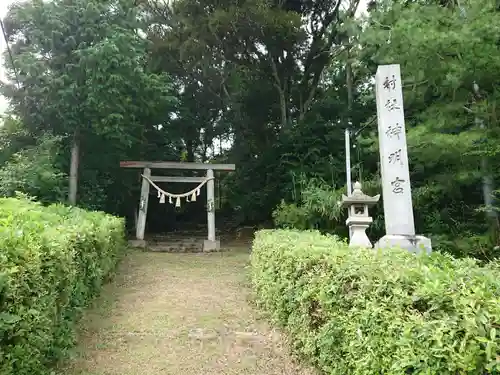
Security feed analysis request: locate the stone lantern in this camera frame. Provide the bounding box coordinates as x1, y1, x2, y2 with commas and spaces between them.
341, 182, 380, 248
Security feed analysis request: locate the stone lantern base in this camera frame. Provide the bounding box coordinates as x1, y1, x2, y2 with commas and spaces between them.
346, 217, 373, 248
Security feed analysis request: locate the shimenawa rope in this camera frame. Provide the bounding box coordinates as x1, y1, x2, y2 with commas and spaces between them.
141, 174, 214, 207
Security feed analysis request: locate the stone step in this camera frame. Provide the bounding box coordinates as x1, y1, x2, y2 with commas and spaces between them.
152, 234, 206, 237
148, 235, 205, 253
150, 244, 203, 253
153, 229, 222, 234
151, 235, 222, 241
151, 237, 205, 243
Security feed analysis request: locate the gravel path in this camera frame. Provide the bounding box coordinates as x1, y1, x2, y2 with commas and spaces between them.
62, 249, 316, 375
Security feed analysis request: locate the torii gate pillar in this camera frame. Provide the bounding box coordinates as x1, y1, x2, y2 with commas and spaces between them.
204, 168, 219, 251
136, 167, 151, 242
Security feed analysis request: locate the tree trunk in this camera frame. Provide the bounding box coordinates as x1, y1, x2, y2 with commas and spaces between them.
269, 54, 288, 127
68, 127, 80, 205
278, 90, 287, 128
186, 139, 195, 162
477, 117, 499, 242
472, 83, 498, 239
346, 48, 353, 116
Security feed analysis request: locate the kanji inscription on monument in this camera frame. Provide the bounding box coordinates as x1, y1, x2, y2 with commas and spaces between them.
375, 64, 415, 236
391, 177, 405, 194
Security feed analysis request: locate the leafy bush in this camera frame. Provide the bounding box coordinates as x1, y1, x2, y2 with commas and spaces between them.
272, 178, 344, 232
434, 233, 500, 263
251, 229, 500, 374
272, 177, 385, 240
0, 197, 125, 375
0, 133, 67, 204
272, 200, 310, 229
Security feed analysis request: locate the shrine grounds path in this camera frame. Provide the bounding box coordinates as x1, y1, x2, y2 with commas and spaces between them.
61, 248, 316, 375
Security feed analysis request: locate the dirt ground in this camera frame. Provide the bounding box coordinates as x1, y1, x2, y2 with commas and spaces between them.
61, 249, 316, 375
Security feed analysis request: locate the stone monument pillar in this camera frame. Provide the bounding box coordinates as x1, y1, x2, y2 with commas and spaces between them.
374, 64, 432, 254
342, 182, 380, 248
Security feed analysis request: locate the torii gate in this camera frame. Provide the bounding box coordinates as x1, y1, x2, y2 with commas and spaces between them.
120, 161, 236, 251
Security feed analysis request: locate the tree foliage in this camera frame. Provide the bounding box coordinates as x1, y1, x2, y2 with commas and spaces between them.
1, 0, 177, 212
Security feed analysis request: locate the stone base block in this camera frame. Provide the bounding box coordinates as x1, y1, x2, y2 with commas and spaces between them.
129, 239, 147, 248
375, 234, 432, 254
203, 239, 221, 252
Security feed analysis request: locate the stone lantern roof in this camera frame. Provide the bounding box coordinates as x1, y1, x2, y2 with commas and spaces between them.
341, 182, 380, 207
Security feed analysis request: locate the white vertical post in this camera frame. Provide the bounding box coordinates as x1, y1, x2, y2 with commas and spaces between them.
375, 64, 415, 236
345, 128, 353, 240
345, 128, 352, 196
136, 167, 151, 241
206, 169, 216, 242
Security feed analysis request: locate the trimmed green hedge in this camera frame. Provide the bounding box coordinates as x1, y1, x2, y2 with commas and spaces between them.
251, 229, 500, 374
0, 197, 125, 375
